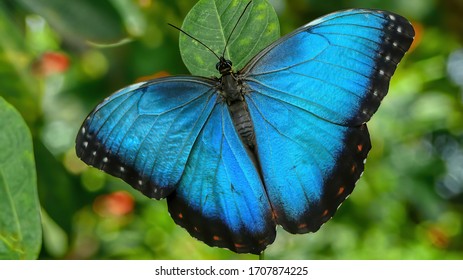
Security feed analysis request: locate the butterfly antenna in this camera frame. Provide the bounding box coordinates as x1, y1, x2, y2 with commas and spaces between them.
168, 23, 221, 61
222, 1, 253, 58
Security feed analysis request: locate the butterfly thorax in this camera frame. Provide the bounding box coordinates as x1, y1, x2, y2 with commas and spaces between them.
217, 57, 256, 149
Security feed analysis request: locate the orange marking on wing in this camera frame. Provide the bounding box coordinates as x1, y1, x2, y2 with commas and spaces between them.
271, 209, 278, 219
213, 235, 221, 241
298, 223, 307, 229
258, 239, 267, 244
178, 213, 183, 219
337, 186, 345, 196
351, 164, 356, 173
322, 209, 329, 217
234, 243, 246, 248
357, 144, 363, 152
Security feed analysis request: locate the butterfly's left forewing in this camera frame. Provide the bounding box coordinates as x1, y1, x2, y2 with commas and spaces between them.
243, 9, 414, 232
76, 77, 217, 199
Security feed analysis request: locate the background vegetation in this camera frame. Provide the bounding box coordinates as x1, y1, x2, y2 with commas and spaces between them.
1, 0, 462, 259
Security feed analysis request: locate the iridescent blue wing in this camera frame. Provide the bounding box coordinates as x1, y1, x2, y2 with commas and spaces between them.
243, 9, 414, 126
76, 77, 275, 254
168, 104, 275, 254
76, 77, 217, 199
247, 93, 370, 233
243, 10, 414, 232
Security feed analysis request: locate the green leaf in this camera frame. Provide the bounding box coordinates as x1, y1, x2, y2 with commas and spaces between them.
15, 0, 126, 44
0, 98, 41, 260
179, 0, 279, 77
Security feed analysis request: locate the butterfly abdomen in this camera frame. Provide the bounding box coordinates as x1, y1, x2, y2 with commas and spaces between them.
228, 99, 256, 149
220, 73, 256, 149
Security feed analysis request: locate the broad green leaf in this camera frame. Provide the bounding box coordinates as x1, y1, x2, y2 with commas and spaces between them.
15, 0, 126, 44
0, 98, 41, 260
180, 0, 279, 77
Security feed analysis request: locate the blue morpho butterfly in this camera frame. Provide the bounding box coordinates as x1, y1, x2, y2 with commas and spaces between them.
76, 4, 414, 254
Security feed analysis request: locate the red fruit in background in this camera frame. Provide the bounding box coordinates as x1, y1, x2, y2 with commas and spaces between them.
32, 51, 70, 76
93, 191, 135, 217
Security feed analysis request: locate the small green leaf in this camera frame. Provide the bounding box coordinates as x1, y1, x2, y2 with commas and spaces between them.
0, 98, 41, 260
180, 0, 280, 77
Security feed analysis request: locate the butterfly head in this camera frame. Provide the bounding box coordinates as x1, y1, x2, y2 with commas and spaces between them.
216, 57, 233, 75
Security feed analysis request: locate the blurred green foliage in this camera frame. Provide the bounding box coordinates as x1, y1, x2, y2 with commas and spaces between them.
0, 0, 462, 259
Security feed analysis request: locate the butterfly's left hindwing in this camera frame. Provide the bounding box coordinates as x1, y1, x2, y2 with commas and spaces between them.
76, 77, 217, 199
168, 104, 276, 254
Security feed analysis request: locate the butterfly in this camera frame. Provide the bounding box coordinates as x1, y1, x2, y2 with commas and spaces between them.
76, 7, 414, 254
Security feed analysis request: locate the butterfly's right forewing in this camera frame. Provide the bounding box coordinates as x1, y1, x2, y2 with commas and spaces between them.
243, 9, 414, 126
